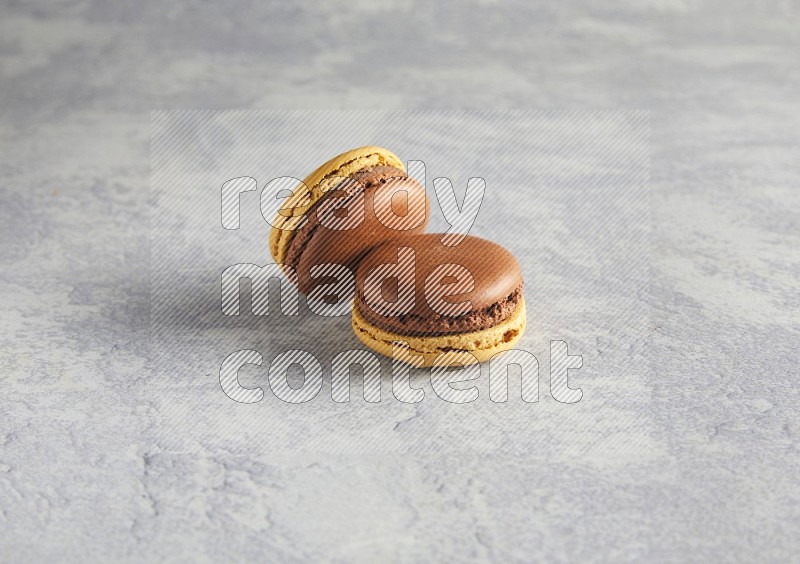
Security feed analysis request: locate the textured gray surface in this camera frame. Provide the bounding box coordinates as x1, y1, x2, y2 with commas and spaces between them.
1, 1, 799, 562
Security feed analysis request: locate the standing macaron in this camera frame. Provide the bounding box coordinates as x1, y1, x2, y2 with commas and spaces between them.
352, 234, 526, 366
269, 146, 429, 295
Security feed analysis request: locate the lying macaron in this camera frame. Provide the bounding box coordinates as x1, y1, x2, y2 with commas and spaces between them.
352, 234, 525, 366
269, 146, 429, 295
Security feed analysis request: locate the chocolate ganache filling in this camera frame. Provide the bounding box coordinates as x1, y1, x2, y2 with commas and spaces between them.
355, 284, 524, 337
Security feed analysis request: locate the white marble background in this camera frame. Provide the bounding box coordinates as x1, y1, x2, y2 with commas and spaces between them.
1, 1, 799, 562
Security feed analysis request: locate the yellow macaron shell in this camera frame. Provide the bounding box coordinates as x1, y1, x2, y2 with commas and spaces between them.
352, 298, 527, 367
269, 146, 406, 264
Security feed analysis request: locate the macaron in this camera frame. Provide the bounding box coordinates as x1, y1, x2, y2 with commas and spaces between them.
269, 146, 429, 294
352, 234, 525, 366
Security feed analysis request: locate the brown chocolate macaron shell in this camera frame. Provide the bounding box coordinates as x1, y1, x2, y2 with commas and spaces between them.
354, 234, 524, 336
285, 166, 429, 295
